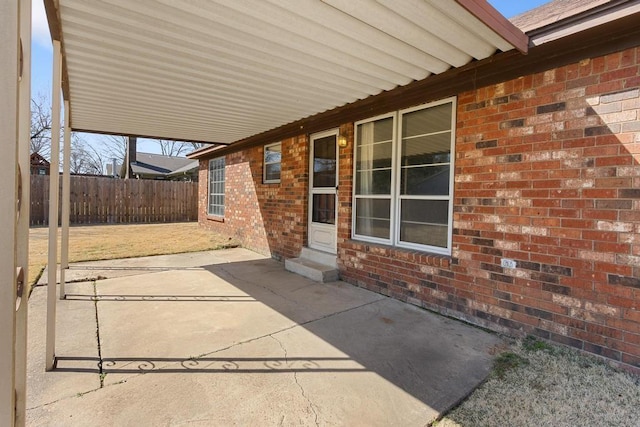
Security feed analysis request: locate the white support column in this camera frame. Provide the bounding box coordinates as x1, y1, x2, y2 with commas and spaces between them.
15, 0, 32, 423
0, 1, 20, 425
60, 100, 71, 299
46, 40, 62, 372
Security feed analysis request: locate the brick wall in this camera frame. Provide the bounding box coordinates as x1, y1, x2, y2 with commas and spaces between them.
198, 47, 640, 368
337, 123, 355, 248
341, 47, 640, 369
198, 135, 309, 260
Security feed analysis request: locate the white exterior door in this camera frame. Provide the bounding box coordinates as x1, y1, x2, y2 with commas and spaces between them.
308, 130, 338, 254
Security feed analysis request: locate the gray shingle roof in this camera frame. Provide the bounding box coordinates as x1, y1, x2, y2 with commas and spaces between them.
510, 0, 613, 32
130, 152, 197, 177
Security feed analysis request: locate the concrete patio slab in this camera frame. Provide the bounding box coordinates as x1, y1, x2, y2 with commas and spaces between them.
36, 247, 265, 285
26, 248, 505, 426
94, 268, 383, 386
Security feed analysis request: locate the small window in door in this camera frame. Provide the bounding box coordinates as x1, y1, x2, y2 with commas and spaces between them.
312, 136, 337, 188
312, 194, 336, 225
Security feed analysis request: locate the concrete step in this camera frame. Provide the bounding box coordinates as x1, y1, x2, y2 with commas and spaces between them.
285, 252, 339, 283
300, 247, 338, 269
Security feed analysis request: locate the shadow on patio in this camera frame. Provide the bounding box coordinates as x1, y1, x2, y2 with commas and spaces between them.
27, 248, 504, 426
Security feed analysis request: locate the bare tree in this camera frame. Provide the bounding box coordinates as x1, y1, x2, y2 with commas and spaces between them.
155, 140, 206, 156
81, 142, 110, 175
59, 135, 97, 175
30, 94, 52, 158
156, 139, 192, 157
102, 135, 127, 164
97, 136, 205, 159
186, 141, 206, 154
66, 137, 108, 175
30, 95, 130, 175
68, 137, 87, 174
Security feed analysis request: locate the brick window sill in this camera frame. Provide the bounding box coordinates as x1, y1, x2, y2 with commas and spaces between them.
342, 239, 451, 268
206, 215, 224, 223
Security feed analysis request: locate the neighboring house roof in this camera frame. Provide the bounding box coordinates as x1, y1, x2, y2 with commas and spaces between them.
167, 161, 200, 177
30, 152, 50, 166
511, 0, 640, 45
131, 153, 198, 178
511, 0, 609, 32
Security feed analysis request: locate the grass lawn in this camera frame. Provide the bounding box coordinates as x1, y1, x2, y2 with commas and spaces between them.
28, 222, 238, 286
435, 336, 640, 426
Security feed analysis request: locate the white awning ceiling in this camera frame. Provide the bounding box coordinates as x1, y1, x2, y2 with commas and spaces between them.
47, 0, 528, 144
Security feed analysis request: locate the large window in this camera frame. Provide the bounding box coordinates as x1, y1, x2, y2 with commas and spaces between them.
353, 98, 455, 255
263, 142, 281, 183
208, 157, 225, 217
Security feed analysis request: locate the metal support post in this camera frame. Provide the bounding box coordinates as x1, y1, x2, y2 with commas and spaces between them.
14, 0, 32, 423
0, 1, 24, 424
60, 100, 71, 299
46, 40, 62, 372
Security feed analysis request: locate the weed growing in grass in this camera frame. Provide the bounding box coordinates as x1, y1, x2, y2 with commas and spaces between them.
522, 335, 554, 353
492, 351, 529, 379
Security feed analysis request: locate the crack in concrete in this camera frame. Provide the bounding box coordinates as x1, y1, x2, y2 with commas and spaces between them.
289, 283, 318, 293
25, 387, 101, 411
93, 281, 105, 388
36, 296, 381, 398
25, 282, 108, 412
270, 335, 320, 427
197, 298, 383, 360
28, 283, 384, 411
27, 374, 132, 411
214, 265, 300, 305
107, 298, 384, 382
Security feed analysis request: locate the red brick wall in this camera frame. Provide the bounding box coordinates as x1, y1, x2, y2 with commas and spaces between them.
337, 123, 355, 249
341, 47, 640, 369
198, 135, 309, 260
198, 47, 640, 368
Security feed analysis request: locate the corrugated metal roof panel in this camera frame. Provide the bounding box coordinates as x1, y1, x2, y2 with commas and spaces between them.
50, 0, 526, 144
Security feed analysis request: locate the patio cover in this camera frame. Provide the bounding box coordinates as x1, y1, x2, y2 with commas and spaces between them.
45, 0, 528, 146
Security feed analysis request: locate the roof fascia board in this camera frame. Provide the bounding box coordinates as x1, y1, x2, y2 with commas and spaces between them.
43, 0, 60, 42
188, 144, 227, 159
455, 0, 529, 53
191, 11, 640, 160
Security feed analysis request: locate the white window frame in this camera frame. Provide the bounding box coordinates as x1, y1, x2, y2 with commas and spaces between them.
263, 142, 282, 184
208, 157, 225, 217
352, 112, 396, 247
352, 97, 456, 255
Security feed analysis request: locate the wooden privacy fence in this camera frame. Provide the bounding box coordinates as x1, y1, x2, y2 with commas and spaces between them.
30, 175, 198, 226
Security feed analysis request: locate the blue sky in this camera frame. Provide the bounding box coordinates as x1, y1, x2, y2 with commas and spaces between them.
30, 0, 551, 154
488, 0, 550, 18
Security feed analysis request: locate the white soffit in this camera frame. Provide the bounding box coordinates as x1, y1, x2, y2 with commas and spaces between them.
54, 0, 523, 144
